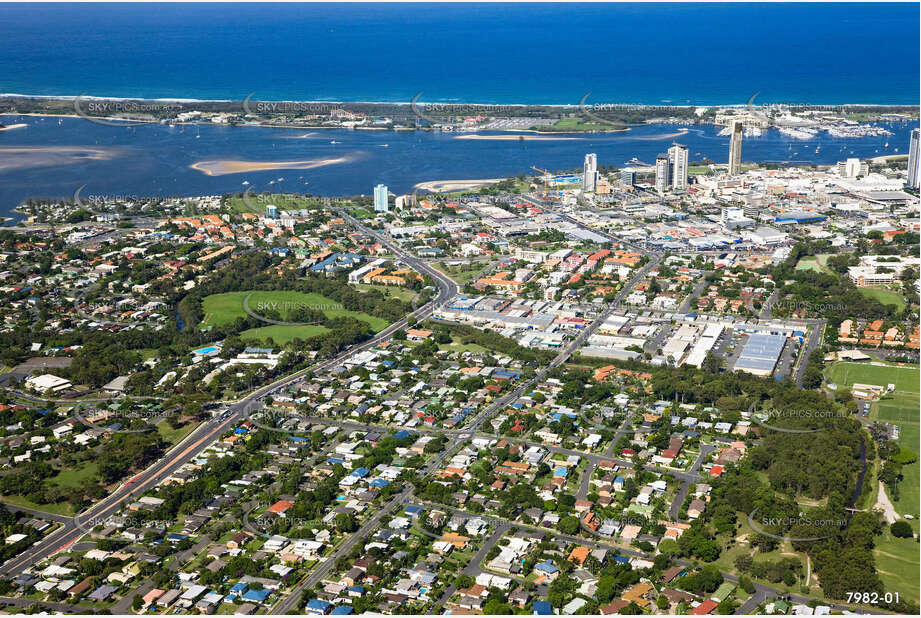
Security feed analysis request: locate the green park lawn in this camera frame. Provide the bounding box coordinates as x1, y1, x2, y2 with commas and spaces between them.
49, 462, 99, 488
857, 286, 907, 312
546, 118, 623, 132
0, 495, 76, 516
352, 283, 417, 302
873, 527, 920, 604
865, 377, 920, 604
157, 419, 202, 446
239, 324, 330, 345
436, 261, 487, 285
874, 395, 920, 527
223, 192, 321, 214
200, 290, 388, 333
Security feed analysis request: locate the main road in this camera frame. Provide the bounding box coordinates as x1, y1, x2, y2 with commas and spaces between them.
271, 212, 662, 612
0, 211, 458, 578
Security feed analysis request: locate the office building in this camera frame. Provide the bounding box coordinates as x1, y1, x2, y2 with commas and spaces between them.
908, 127, 920, 189
265, 204, 279, 219
837, 158, 868, 179
743, 203, 760, 219
668, 144, 689, 190
728, 119, 743, 175
655, 153, 670, 193
583, 153, 598, 192
373, 184, 389, 212
620, 168, 636, 186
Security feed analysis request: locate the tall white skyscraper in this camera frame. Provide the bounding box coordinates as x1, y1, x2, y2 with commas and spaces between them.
655, 153, 670, 193
728, 119, 743, 175
908, 127, 921, 190
373, 184, 389, 212
668, 144, 689, 189
583, 153, 598, 192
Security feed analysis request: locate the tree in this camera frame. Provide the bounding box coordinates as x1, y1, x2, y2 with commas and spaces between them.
132, 594, 143, 611
455, 574, 474, 589
483, 599, 513, 614
334, 513, 357, 533
890, 520, 913, 538
558, 515, 580, 535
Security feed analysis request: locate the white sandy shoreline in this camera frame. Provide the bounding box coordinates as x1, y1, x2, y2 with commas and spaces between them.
1, 93, 915, 108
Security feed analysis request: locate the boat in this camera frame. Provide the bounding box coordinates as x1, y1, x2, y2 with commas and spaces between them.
330, 140, 340, 144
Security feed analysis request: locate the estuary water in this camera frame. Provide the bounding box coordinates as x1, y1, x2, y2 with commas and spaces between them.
0, 115, 914, 220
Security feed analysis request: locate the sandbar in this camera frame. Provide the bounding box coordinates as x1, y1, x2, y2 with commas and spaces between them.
414, 178, 505, 192
190, 157, 349, 176
0, 145, 116, 172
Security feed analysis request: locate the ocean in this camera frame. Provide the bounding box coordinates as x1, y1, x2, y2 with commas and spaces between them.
0, 2, 918, 105
1, 114, 915, 220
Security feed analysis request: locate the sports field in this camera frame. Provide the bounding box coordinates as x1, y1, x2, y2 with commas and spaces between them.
873, 409, 920, 605
200, 291, 388, 332
794, 254, 833, 274
875, 394, 920, 526
874, 526, 920, 604
864, 364, 920, 604
240, 324, 330, 345
826, 361, 920, 394
857, 286, 907, 312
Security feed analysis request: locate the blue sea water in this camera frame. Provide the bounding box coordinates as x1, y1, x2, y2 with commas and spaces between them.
0, 2, 918, 105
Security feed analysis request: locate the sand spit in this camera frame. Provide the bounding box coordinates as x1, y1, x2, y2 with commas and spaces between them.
414, 178, 505, 192
190, 157, 349, 176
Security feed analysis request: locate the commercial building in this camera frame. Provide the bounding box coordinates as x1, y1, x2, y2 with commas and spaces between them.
583, 153, 598, 193
837, 158, 868, 179
908, 127, 920, 189
621, 168, 636, 186
655, 154, 670, 193
734, 333, 785, 377
669, 144, 689, 190
720, 206, 752, 229
743, 225, 788, 246
373, 184, 389, 212
728, 119, 743, 175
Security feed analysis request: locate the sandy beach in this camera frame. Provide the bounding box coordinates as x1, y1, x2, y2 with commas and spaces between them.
414, 178, 505, 192
627, 128, 690, 141
189, 157, 350, 176
868, 153, 909, 164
